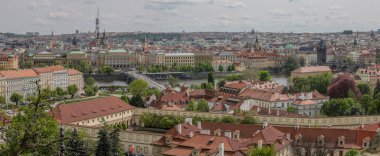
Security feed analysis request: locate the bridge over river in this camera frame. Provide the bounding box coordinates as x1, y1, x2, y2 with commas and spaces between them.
126, 71, 166, 91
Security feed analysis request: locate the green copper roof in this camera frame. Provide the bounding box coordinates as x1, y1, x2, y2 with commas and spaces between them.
69, 50, 84, 54
109, 49, 127, 53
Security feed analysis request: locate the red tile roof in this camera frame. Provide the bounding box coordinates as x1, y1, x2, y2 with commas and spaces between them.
239, 89, 293, 102
33, 65, 65, 74
51, 96, 134, 124
0, 69, 38, 79
292, 66, 331, 73
67, 69, 83, 75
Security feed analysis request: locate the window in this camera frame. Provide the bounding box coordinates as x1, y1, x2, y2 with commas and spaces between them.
144, 147, 148, 154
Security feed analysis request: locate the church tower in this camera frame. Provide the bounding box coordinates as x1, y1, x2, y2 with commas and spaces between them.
317, 39, 327, 64
95, 7, 100, 39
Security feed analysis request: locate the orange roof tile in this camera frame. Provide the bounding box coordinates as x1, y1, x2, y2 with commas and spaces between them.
51, 96, 134, 124
33, 65, 65, 74
0, 69, 38, 79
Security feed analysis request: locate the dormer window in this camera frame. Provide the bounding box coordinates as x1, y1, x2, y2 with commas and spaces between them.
214, 129, 222, 136
165, 137, 172, 145
318, 135, 325, 145
295, 134, 302, 144
338, 136, 345, 147
362, 137, 371, 148
233, 130, 240, 140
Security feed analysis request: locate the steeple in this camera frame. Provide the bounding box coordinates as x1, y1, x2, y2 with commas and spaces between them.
103, 29, 106, 39
51, 30, 54, 37
95, 7, 100, 39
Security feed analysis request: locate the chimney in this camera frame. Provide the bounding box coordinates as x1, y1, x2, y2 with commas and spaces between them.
197, 122, 202, 129
224, 130, 232, 138
295, 124, 299, 130
263, 122, 268, 128
258, 140, 263, 150
189, 132, 194, 138
185, 118, 193, 125
360, 123, 365, 129
175, 124, 182, 134
218, 142, 224, 156
268, 106, 271, 115
377, 128, 380, 133
257, 107, 260, 112
276, 110, 280, 116
286, 133, 291, 140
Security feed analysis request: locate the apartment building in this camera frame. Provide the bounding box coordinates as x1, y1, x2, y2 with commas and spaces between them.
102, 49, 137, 69
51, 96, 135, 127
150, 52, 194, 67
0, 53, 18, 69
0, 66, 83, 102
0, 69, 40, 100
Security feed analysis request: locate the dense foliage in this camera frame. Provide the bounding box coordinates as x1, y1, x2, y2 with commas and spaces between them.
248, 145, 276, 156
328, 74, 361, 99
321, 98, 364, 116
285, 73, 332, 94
258, 70, 271, 81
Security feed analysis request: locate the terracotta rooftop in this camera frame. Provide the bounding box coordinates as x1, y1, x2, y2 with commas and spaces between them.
223, 81, 249, 90
67, 69, 82, 75
238, 89, 293, 102
0, 69, 38, 79
33, 65, 65, 74
292, 66, 331, 73
51, 96, 134, 124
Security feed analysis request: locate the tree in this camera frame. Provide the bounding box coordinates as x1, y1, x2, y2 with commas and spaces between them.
167, 76, 180, 87
0, 95, 6, 105
196, 99, 209, 112
218, 65, 224, 72
120, 95, 129, 103
258, 70, 271, 81
248, 146, 275, 156
344, 149, 359, 156
374, 79, 380, 97
67, 84, 79, 98
55, 87, 66, 99
109, 128, 123, 156
284, 56, 299, 73
361, 94, 374, 115
367, 132, 380, 153
208, 72, 215, 85
1, 82, 59, 155
242, 69, 258, 81
128, 79, 148, 96
84, 86, 96, 96
290, 73, 332, 95
321, 98, 364, 116
299, 56, 306, 67
217, 80, 226, 87
96, 128, 111, 156
328, 74, 361, 99
10, 92, 23, 106
240, 115, 257, 124
86, 77, 96, 86
66, 129, 87, 156
130, 94, 144, 107
287, 106, 297, 113
186, 100, 197, 111
357, 83, 371, 95
221, 116, 236, 123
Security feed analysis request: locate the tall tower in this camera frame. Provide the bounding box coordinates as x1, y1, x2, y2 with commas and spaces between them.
95, 7, 100, 39
317, 39, 327, 64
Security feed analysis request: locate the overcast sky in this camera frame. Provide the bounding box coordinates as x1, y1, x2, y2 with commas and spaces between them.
0, 0, 379, 34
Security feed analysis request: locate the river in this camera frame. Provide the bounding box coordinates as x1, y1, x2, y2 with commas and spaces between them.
95, 73, 289, 87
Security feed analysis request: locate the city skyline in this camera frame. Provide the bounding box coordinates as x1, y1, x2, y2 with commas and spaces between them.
0, 0, 379, 34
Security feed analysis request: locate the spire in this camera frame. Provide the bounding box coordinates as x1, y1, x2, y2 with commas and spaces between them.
51, 30, 54, 36
103, 29, 106, 39
95, 7, 100, 39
